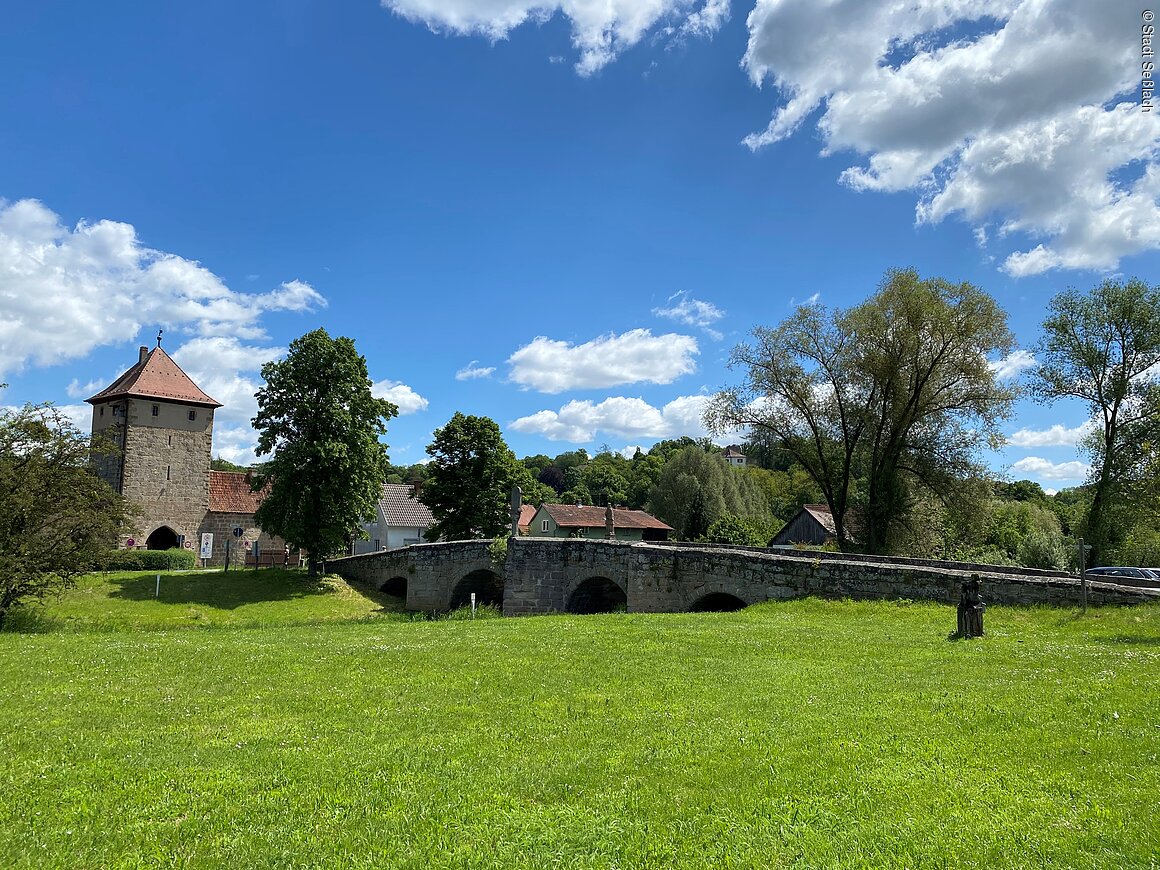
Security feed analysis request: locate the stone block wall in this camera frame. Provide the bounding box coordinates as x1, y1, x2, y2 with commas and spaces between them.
197, 511, 290, 567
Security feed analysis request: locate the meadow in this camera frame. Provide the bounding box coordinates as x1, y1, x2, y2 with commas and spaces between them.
1, 569, 1157, 868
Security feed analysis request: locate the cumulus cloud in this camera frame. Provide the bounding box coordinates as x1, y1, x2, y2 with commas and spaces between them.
380, 0, 728, 75
372, 379, 430, 415
653, 290, 725, 339
988, 349, 1036, 380
742, 0, 1159, 275
508, 328, 698, 393
455, 360, 496, 380
0, 198, 326, 379
1007, 421, 1095, 448
1011, 456, 1090, 480
510, 393, 714, 441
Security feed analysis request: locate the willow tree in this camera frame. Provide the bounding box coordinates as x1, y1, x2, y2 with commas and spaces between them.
1033, 279, 1160, 567
707, 269, 1016, 554
250, 329, 397, 575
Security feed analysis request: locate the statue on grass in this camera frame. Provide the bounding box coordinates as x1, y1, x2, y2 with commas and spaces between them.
956, 575, 986, 638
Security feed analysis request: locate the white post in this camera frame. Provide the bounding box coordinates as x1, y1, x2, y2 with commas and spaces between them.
155, 573, 160, 599
471, 592, 476, 619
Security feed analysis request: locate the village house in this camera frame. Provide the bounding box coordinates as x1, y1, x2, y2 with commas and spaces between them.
353, 483, 436, 553
528, 503, 673, 542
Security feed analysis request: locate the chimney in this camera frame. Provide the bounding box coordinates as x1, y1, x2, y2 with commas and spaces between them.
139, 346, 149, 363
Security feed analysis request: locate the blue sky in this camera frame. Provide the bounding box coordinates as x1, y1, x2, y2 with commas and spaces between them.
1, 0, 1156, 490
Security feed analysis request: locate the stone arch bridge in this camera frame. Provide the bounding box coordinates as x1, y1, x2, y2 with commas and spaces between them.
328, 538, 1157, 615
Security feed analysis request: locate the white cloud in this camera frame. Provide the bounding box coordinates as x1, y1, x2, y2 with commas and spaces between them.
1011, 456, 1090, 481
65, 378, 105, 399
510, 393, 713, 441
1007, 421, 1094, 448
742, 0, 1160, 275
380, 0, 728, 75
455, 360, 496, 380
0, 198, 326, 379
372, 380, 430, 415
988, 349, 1036, 380
508, 328, 699, 393
653, 290, 725, 339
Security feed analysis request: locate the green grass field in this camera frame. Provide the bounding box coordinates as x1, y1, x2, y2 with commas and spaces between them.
1, 571, 1158, 868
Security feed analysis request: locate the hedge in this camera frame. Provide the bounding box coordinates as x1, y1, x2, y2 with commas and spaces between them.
97, 548, 198, 571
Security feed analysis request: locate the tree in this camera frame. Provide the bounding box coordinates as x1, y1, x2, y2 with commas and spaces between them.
649, 446, 771, 540
707, 269, 1016, 553
0, 402, 135, 629
1033, 279, 1160, 566
421, 413, 522, 540
250, 329, 397, 576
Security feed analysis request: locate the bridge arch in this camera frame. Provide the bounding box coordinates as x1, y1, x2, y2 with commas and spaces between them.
379, 576, 408, 598
689, 592, 747, 612
567, 576, 627, 614
450, 568, 504, 609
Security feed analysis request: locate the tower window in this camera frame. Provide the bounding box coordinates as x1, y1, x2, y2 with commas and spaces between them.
100, 407, 104, 417
168, 435, 172, 446
188, 409, 196, 421
152, 404, 159, 417
166, 465, 171, 481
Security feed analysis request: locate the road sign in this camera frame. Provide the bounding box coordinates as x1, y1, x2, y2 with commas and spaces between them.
126, 537, 135, 548
244, 540, 252, 552
200, 533, 213, 560
232, 526, 243, 538
183, 540, 194, 549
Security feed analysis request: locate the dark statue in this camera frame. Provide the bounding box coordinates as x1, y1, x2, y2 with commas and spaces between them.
956, 575, 986, 638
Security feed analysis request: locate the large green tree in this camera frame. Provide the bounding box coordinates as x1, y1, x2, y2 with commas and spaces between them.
707, 269, 1016, 553
1033, 279, 1160, 567
421, 413, 522, 541
0, 402, 135, 629
250, 329, 397, 576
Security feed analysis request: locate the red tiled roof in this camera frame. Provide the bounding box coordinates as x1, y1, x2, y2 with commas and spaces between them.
542, 503, 674, 531
379, 483, 435, 527
518, 503, 537, 532
87, 346, 221, 407
209, 471, 265, 513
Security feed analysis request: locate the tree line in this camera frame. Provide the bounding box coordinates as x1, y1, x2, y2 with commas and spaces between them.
3, 270, 1158, 625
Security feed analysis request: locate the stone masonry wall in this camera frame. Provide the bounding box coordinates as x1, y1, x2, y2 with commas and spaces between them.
331, 538, 1160, 614
120, 398, 213, 546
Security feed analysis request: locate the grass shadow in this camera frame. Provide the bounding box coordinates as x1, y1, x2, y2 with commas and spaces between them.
108, 569, 330, 609
1092, 635, 1160, 646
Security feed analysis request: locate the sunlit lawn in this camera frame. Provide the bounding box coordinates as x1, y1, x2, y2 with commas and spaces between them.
1, 571, 1157, 868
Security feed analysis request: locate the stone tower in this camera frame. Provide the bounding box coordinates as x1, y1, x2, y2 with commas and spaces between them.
87, 341, 222, 549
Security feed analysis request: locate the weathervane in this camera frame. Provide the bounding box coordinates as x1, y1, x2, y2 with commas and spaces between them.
157, 329, 163, 348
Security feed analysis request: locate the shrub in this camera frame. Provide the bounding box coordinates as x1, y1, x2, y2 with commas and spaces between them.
703, 514, 766, 547
97, 548, 197, 571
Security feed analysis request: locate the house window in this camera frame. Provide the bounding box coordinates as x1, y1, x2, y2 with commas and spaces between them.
113, 405, 124, 417
152, 404, 159, 417
373, 539, 380, 550
188, 409, 196, 421
541, 520, 549, 532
